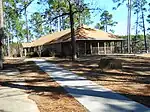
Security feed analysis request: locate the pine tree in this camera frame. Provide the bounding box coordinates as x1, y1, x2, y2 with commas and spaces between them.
97, 10, 117, 32
0, 0, 4, 69
147, 3, 150, 33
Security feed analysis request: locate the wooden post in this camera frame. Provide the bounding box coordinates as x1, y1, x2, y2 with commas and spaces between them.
104, 42, 106, 54
98, 42, 100, 55
24, 48, 27, 57
27, 48, 29, 53
114, 41, 116, 53
90, 43, 93, 55
121, 41, 123, 53
110, 42, 113, 54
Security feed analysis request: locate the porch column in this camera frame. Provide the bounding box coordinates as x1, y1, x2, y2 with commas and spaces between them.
24, 48, 27, 57
34, 47, 36, 52
28, 48, 30, 53
90, 43, 93, 55
84, 41, 86, 55
98, 42, 100, 55
111, 42, 113, 54
104, 42, 106, 54
114, 41, 117, 53
121, 41, 123, 53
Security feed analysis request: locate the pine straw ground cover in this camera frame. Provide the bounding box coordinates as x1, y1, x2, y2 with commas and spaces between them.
46, 56, 150, 108
0, 59, 87, 112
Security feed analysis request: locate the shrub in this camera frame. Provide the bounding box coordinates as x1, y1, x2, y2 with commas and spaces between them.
98, 57, 122, 70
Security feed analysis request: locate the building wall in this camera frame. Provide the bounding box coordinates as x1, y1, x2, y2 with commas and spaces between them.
27, 40, 124, 57
77, 40, 123, 56
61, 42, 72, 57
43, 43, 62, 56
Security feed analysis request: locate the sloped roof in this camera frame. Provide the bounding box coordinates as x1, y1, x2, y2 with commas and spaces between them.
22, 42, 34, 48
32, 29, 70, 47
22, 25, 123, 48
46, 25, 123, 44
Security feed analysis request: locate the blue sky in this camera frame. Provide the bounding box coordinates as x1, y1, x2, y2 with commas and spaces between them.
85, 0, 129, 35
86, 0, 149, 35
27, 0, 149, 36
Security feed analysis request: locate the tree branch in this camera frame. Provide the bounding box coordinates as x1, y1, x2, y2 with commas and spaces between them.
49, 12, 69, 22
32, 12, 69, 26
19, 0, 35, 13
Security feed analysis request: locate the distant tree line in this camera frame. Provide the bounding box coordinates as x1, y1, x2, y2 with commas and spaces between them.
2, 0, 150, 58
119, 35, 150, 53
3, 0, 93, 58
112, 0, 150, 53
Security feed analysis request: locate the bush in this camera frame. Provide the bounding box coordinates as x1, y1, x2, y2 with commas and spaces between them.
26, 52, 38, 57
98, 57, 122, 70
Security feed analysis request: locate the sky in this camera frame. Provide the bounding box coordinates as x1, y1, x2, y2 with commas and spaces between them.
85, 0, 129, 35
27, 0, 150, 36
85, 0, 149, 35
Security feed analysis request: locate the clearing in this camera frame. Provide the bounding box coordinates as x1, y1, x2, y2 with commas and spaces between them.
46, 55, 150, 108
0, 58, 87, 112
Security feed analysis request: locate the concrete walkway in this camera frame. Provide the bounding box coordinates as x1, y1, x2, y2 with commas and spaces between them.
0, 86, 40, 112
31, 58, 150, 112
0, 68, 40, 112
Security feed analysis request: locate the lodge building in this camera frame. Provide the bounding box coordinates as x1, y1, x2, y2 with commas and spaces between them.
22, 25, 124, 57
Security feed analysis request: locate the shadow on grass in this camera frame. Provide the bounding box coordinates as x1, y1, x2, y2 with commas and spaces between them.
2, 58, 150, 109
0, 80, 149, 109
46, 56, 150, 108
47, 58, 150, 85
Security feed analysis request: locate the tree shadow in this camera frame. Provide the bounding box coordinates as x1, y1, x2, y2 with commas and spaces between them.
0, 110, 10, 112
0, 80, 149, 110
46, 56, 150, 108
1, 58, 150, 111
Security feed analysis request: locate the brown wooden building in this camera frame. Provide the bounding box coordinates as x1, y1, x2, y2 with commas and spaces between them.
22, 25, 124, 57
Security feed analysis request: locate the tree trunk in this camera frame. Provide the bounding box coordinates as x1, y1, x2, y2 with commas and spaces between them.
134, 11, 139, 53
25, 2, 29, 42
7, 37, 10, 56
69, 2, 77, 61
105, 17, 107, 32
0, 0, 3, 69
127, 0, 131, 53
141, 8, 147, 53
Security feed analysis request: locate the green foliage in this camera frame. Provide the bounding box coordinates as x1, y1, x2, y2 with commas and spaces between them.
30, 12, 45, 38
36, 0, 91, 31
3, 42, 23, 57
95, 23, 105, 30
119, 35, 149, 52
95, 10, 117, 33
113, 0, 149, 52
3, 0, 92, 43
3, 0, 33, 42
147, 3, 150, 33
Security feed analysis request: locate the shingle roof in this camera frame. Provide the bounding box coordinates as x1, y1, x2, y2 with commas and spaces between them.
32, 29, 70, 47
22, 25, 123, 48
47, 25, 123, 44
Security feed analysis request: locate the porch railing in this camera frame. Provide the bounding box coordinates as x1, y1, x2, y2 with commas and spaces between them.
78, 46, 122, 56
